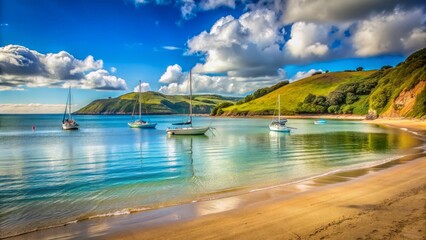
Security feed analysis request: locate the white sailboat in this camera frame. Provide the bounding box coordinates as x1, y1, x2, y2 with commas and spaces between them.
128, 80, 157, 128
167, 70, 211, 135
62, 86, 79, 130
269, 95, 291, 132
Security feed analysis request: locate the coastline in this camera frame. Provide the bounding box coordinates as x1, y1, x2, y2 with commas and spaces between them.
9, 118, 426, 240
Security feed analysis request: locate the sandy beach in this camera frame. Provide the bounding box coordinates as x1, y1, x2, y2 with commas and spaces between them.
10, 119, 426, 240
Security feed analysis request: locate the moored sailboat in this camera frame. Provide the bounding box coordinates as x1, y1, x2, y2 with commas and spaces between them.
128, 80, 157, 129
62, 86, 79, 130
167, 70, 211, 135
269, 94, 291, 132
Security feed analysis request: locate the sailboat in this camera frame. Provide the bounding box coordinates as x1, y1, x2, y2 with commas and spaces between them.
269, 94, 291, 132
167, 70, 211, 135
62, 86, 79, 130
128, 80, 157, 128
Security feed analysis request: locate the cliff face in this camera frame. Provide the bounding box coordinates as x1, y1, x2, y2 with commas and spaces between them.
382, 81, 425, 118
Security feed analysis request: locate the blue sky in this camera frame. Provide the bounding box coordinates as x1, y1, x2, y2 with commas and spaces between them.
0, 0, 425, 113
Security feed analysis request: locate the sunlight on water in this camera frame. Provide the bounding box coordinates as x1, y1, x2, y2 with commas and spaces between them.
0, 114, 422, 237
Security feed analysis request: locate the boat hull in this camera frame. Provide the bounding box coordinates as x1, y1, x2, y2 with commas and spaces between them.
62, 123, 79, 130
128, 122, 157, 128
269, 124, 290, 132
167, 126, 210, 135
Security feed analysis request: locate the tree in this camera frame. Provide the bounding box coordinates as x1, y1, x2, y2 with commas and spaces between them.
328, 91, 345, 105
303, 93, 316, 104
381, 65, 392, 70
346, 92, 358, 104
327, 105, 340, 114
356, 66, 364, 71
313, 95, 329, 107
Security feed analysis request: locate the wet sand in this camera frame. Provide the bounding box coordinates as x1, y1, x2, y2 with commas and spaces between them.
10, 119, 426, 240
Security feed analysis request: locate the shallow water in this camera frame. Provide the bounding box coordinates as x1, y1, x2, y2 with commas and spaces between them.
0, 114, 421, 237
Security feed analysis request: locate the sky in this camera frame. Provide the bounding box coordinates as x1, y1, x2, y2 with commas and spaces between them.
0, 0, 425, 113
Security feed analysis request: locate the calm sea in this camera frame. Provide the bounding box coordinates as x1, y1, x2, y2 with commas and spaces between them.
0, 114, 421, 237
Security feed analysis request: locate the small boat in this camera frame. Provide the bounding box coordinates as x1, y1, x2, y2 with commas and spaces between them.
269, 95, 291, 132
128, 80, 157, 129
167, 70, 211, 135
62, 86, 79, 130
314, 119, 327, 124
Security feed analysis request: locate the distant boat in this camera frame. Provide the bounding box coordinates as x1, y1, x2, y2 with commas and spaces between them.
128, 80, 157, 128
314, 119, 327, 124
62, 86, 79, 130
269, 95, 291, 132
167, 70, 211, 135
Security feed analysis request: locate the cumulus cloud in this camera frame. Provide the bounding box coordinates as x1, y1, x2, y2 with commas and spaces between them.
291, 69, 324, 81
282, 0, 424, 23
133, 82, 151, 92
159, 73, 283, 95
188, 9, 285, 77
285, 22, 331, 59
0, 45, 127, 91
200, 0, 236, 10
159, 64, 185, 83
353, 8, 426, 56
158, 64, 285, 95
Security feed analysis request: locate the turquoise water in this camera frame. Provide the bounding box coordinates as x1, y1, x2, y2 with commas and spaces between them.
0, 114, 421, 237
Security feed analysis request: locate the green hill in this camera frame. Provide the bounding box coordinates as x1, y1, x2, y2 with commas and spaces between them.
221, 71, 375, 116
76, 91, 241, 115
219, 47, 426, 118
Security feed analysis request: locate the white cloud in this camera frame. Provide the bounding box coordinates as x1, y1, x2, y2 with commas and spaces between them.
285, 22, 331, 59
83, 70, 127, 90
353, 8, 426, 56
200, 0, 236, 10
162, 46, 181, 51
0, 103, 70, 114
282, 0, 423, 23
158, 65, 285, 95
291, 69, 324, 81
159, 64, 185, 83
402, 28, 426, 52
188, 9, 285, 77
110, 67, 117, 73
159, 73, 283, 95
134, 0, 236, 20
133, 82, 151, 92
180, 0, 197, 19
0, 45, 127, 90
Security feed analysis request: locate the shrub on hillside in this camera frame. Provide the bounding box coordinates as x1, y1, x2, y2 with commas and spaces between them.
211, 102, 234, 116
327, 105, 341, 114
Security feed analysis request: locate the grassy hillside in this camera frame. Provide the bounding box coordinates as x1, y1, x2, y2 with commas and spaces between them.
76, 91, 241, 114
220, 47, 426, 118
222, 71, 375, 115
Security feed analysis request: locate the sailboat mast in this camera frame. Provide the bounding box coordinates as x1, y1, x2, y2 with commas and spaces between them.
278, 94, 280, 122
138, 80, 142, 120
68, 86, 72, 120
189, 69, 193, 127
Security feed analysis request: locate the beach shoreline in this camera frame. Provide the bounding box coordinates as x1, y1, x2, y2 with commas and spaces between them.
8, 118, 426, 240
